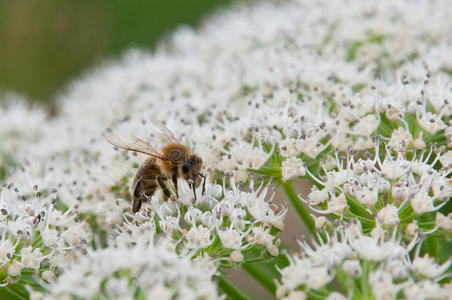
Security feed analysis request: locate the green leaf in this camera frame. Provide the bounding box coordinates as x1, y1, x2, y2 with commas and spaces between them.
0, 284, 29, 300
307, 289, 328, 300
368, 34, 385, 45
346, 195, 373, 219
442, 68, 452, 77
398, 201, 414, 220
377, 112, 396, 137
347, 41, 363, 61
404, 113, 420, 138
197, 113, 207, 126
0, 152, 17, 182
135, 288, 147, 300
250, 148, 283, 180
352, 84, 365, 94
424, 129, 446, 146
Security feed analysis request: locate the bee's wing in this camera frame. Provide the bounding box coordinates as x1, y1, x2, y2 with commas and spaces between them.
153, 121, 180, 144
106, 134, 166, 160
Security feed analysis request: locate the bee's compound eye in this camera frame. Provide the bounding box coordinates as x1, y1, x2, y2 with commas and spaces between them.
189, 155, 202, 166
182, 161, 190, 174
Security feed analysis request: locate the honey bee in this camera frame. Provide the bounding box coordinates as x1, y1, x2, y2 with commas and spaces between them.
107, 125, 205, 213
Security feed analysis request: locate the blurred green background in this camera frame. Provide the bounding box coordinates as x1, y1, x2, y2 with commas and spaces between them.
0, 0, 237, 108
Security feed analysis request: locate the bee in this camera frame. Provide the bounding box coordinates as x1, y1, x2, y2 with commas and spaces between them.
107, 125, 205, 213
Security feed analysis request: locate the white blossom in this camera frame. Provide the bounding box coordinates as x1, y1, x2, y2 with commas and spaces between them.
377, 205, 399, 226
50, 243, 222, 299
0, 0, 451, 297
278, 224, 451, 299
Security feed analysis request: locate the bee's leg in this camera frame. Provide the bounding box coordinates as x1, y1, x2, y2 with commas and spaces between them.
157, 176, 172, 201
191, 179, 197, 202
201, 174, 206, 195
196, 172, 206, 195
132, 199, 142, 214
172, 173, 179, 198
131, 198, 142, 226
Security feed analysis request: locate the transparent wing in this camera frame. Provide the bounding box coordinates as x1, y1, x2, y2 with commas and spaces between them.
153, 121, 180, 144
106, 134, 165, 159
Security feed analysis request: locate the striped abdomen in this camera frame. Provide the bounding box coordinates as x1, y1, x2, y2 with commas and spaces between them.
131, 158, 162, 213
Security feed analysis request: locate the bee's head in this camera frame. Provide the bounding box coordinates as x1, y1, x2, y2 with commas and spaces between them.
181, 154, 203, 180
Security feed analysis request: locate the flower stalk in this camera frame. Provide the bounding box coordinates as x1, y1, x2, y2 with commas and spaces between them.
216, 275, 252, 300
282, 180, 315, 234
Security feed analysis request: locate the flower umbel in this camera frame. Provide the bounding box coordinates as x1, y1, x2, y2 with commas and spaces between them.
0, 0, 451, 298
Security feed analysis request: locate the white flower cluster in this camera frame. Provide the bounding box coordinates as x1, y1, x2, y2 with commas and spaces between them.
277, 223, 452, 300
1, 0, 451, 215
0, 182, 91, 285
41, 242, 221, 300
302, 145, 452, 235
118, 176, 286, 262
0, 0, 450, 298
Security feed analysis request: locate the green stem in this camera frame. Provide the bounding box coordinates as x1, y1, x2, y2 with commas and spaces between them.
242, 263, 276, 293
419, 213, 440, 258
241, 245, 290, 294
360, 261, 373, 299
335, 267, 350, 295
307, 289, 328, 300
216, 274, 252, 300
282, 180, 315, 234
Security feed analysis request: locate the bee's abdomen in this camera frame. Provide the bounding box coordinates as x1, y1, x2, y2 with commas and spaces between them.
132, 159, 162, 201
134, 178, 158, 197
